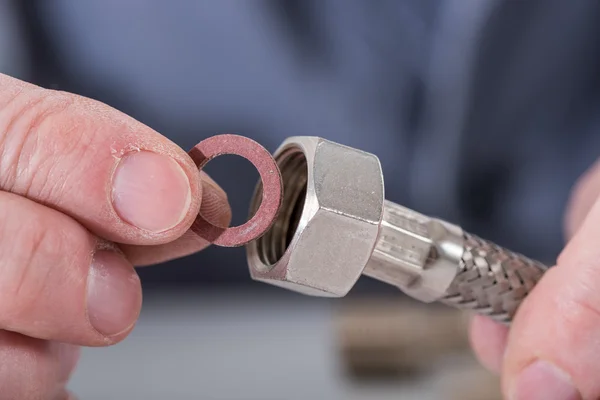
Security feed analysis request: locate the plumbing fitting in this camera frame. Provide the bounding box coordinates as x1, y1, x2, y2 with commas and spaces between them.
245, 137, 548, 324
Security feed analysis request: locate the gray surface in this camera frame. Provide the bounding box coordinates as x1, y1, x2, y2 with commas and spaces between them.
69, 290, 438, 400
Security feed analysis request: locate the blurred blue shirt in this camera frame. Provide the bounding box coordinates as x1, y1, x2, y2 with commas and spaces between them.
4, 0, 600, 284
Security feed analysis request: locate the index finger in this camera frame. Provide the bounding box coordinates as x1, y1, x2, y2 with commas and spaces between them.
0, 73, 204, 245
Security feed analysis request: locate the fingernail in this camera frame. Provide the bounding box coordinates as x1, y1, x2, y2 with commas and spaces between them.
112, 151, 191, 232
87, 250, 142, 337
511, 360, 580, 400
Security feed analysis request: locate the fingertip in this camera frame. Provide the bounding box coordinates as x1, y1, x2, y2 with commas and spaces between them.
199, 171, 232, 228
1, 75, 205, 245
469, 315, 508, 374
119, 172, 232, 266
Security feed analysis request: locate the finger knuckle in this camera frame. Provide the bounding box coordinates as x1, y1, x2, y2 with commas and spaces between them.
0, 225, 55, 322
0, 89, 80, 199
0, 208, 76, 325
559, 263, 600, 329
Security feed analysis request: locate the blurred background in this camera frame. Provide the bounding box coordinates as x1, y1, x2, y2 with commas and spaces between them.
2, 0, 600, 398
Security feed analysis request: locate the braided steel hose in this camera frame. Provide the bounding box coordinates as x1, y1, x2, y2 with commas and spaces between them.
364, 201, 548, 324
440, 233, 547, 324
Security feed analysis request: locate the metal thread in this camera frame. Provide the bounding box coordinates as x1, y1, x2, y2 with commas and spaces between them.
252, 146, 308, 266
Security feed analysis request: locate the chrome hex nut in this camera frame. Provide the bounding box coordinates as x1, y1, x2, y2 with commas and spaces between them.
246, 137, 384, 297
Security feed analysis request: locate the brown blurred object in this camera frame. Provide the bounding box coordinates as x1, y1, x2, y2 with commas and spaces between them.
335, 297, 504, 398
335, 297, 470, 378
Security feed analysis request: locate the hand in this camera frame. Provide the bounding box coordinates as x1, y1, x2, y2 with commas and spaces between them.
470, 159, 600, 399
0, 73, 231, 399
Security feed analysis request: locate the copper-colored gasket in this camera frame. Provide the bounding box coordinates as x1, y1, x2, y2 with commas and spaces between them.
188, 134, 283, 247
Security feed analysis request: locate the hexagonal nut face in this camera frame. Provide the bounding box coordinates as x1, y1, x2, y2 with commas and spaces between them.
247, 137, 384, 297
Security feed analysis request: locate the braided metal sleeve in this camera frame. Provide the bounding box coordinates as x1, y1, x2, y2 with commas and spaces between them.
440, 233, 549, 324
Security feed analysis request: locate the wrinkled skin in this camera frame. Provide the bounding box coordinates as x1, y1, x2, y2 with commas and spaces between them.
0, 73, 231, 399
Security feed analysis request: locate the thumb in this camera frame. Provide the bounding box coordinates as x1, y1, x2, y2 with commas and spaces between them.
0, 73, 203, 245
501, 192, 600, 399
